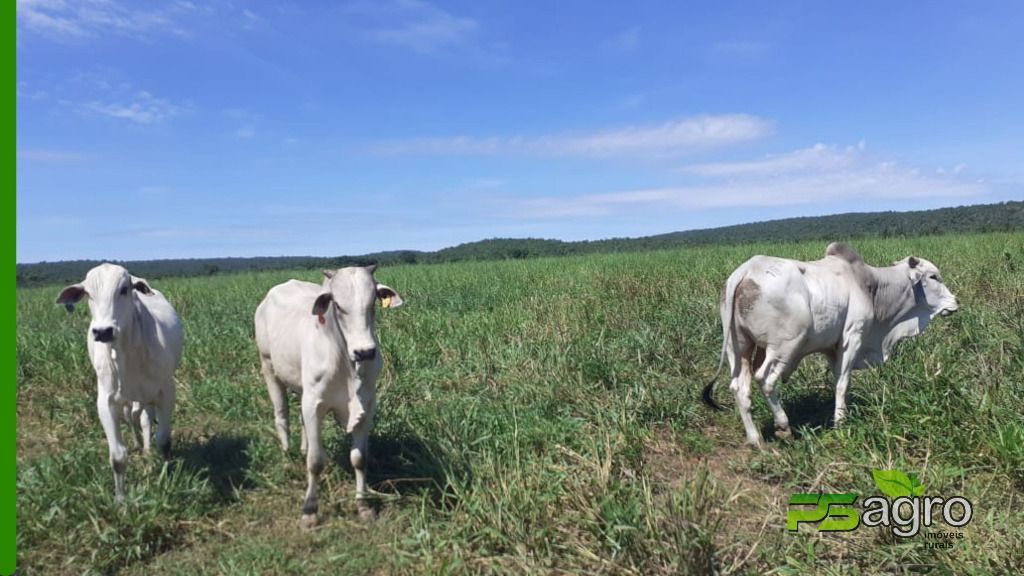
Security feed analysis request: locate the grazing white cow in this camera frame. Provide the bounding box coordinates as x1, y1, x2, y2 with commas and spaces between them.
703, 243, 959, 446
56, 264, 183, 499
254, 265, 403, 528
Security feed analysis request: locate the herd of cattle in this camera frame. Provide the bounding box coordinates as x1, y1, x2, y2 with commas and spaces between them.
53, 242, 959, 528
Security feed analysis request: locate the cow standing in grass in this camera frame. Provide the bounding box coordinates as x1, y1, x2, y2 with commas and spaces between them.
703, 243, 959, 447
254, 265, 403, 528
57, 264, 183, 500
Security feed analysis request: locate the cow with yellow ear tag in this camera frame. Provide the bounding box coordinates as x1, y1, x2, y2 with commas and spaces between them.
254, 264, 404, 528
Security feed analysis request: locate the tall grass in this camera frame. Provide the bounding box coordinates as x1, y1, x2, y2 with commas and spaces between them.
16, 233, 1024, 574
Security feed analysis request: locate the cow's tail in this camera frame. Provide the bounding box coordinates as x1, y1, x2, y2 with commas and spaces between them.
702, 265, 747, 412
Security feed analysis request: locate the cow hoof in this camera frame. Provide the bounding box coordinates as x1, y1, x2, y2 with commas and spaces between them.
300, 513, 319, 530
774, 427, 792, 440
357, 502, 378, 522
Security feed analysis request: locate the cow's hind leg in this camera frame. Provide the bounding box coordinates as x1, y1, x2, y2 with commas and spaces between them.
729, 341, 763, 447
97, 392, 128, 501
125, 403, 143, 451
756, 354, 792, 439
260, 356, 291, 452
155, 382, 175, 460
141, 406, 154, 453
129, 402, 153, 454
300, 393, 327, 530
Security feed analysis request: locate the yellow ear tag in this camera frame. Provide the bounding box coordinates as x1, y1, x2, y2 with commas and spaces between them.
381, 296, 392, 309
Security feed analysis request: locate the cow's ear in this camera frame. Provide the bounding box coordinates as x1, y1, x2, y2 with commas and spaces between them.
376, 283, 404, 309
322, 269, 335, 280
312, 293, 333, 316
56, 284, 87, 311
906, 257, 924, 283
366, 263, 378, 274
131, 276, 153, 295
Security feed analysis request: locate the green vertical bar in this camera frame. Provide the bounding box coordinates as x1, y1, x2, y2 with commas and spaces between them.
5, 0, 16, 572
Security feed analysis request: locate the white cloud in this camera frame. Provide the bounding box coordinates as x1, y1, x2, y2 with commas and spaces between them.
510, 144, 986, 218
82, 90, 184, 124
349, 0, 479, 55
682, 143, 858, 176
371, 114, 773, 158
17, 0, 196, 40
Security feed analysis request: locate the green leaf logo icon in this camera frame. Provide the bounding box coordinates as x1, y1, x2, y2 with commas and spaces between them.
872, 469, 925, 498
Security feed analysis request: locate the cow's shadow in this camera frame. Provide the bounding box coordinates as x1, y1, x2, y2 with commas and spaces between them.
329, 431, 459, 510
761, 388, 849, 443
175, 434, 254, 503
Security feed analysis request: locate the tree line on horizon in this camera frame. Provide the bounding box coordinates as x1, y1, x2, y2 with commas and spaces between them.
16, 201, 1023, 287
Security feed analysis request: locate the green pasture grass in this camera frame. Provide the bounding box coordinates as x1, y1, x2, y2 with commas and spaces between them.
15, 233, 1024, 574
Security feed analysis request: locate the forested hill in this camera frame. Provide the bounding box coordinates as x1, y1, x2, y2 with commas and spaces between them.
17, 201, 1024, 287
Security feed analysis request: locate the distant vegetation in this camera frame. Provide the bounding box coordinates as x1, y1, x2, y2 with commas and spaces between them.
16, 201, 1023, 286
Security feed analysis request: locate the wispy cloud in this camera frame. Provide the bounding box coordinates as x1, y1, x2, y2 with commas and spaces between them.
371, 114, 773, 158
347, 0, 479, 55
682, 142, 863, 176
82, 90, 185, 124
606, 26, 640, 52
17, 149, 95, 162
509, 143, 986, 218
224, 108, 259, 139
17, 81, 48, 101
16, 0, 198, 40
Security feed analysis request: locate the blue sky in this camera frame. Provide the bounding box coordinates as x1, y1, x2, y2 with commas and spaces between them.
16, 1, 1024, 262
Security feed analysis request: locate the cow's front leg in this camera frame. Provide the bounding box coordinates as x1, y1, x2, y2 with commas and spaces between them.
350, 414, 376, 521
833, 335, 862, 425
300, 392, 326, 530
97, 392, 128, 501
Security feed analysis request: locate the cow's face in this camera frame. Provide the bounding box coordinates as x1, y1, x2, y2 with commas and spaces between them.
312, 265, 403, 363
900, 256, 959, 318
56, 263, 153, 343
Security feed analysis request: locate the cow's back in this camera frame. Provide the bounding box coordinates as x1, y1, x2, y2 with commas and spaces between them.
744, 255, 861, 352
255, 279, 322, 390
141, 289, 183, 368
109, 289, 183, 402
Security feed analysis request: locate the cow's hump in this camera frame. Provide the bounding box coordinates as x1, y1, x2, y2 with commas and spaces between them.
825, 242, 863, 264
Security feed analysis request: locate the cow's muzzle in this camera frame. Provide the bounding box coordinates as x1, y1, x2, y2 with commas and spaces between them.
940, 299, 960, 316
92, 326, 116, 342
353, 347, 377, 362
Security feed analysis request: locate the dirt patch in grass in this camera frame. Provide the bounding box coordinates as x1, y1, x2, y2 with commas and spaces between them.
644, 423, 787, 574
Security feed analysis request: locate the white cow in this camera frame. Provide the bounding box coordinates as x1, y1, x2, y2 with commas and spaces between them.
56, 264, 183, 499
703, 243, 959, 446
254, 265, 403, 528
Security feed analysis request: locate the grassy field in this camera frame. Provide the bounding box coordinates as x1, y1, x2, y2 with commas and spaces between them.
16, 233, 1024, 574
